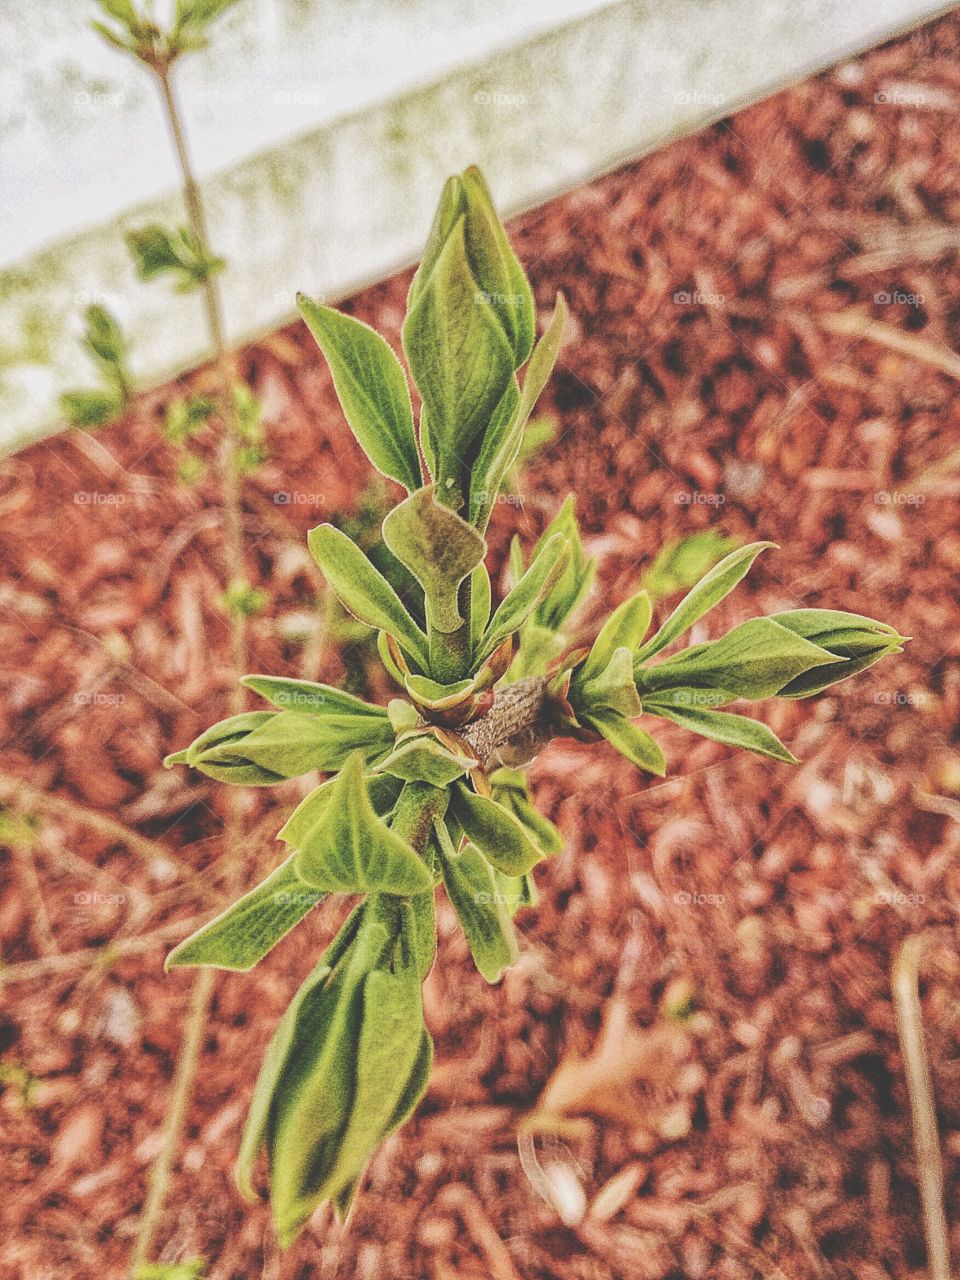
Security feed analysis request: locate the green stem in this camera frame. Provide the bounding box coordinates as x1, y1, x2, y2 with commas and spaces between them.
129, 57, 251, 1278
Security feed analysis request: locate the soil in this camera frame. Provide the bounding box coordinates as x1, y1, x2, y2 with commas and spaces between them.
2, 12, 960, 1280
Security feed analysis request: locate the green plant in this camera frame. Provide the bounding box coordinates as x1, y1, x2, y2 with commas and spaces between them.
165, 166, 905, 1244
60, 303, 133, 428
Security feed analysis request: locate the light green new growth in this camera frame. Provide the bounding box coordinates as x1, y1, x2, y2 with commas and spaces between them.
164, 165, 906, 1245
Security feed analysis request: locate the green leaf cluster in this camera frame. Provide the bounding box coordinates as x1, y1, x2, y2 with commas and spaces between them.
60, 305, 131, 429
163, 166, 905, 1243
92, 0, 240, 64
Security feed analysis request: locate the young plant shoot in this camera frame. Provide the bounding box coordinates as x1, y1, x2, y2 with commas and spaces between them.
165, 167, 905, 1245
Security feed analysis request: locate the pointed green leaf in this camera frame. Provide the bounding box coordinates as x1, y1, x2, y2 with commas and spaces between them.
583, 707, 666, 776
375, 733, 477, 787
402, 216, 514, 489
470, 563, 492, 650
467, 377, 520, 530
297, 296, 420, 491
242, 675, 387, 718
637, 617, 842, 702
311, 909, 426, 1206
165, 852, 324, 972
308, 524, 429, 669
435, 822, 518, 983
382, 485, 486, 633
530, 492, 595, 631
635, 541, 777, 664
649, 703, 798, 763
278, 773, 403, 848
575, 647, 644, 719
235, 901, 366, 1201
475, 532, 570, 665
267, 908, 394, 1244
449, 784, 544, 876
580, 590, 652, 681
205, 710, 392, 778
768, 609, 906, 698
294, 755, 434, 895
469, 296, 567, 530
460, 166, 535, 366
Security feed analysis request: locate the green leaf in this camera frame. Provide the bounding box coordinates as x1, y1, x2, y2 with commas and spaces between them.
637, 617, 842, 702
470, 563, 492, 650
297, 296, 421, 491
60, 388, 123, 429
529, 491, 594, 631
407, 174, 467, 311
235, 901, 366, 1201
460, 166, 535, 366
315, 923, 427, 1206
468, 296, 567, 530
635, 541, 777, 664
165, 852, 325, 972
308, 524, 429, 669
574, 647, 643, 719
294, 755, 434, 895
642, 531, 740, 602
580, 590, 652, 682
491, 767, 564, 856
402, 215, 514, 491
166, 711, 284, 785
278, 773, 402, 848
768, 609, 906, 697
266, 905, 393, 1242
375, 733, 477, 787
203, 710, 392, 778
648, 703, 797, 763
466, 377, 520, 531
382, 486, 486, 633
583, 707, 666, 776
127, 224, 223, 289
475, 532, 570, 665
242, 675, 387, 718
435, 821, 518, 982
449, 784, 544, 876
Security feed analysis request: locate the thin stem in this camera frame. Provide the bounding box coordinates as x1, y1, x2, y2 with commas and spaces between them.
892, 933, 952, 1280
128, 59, 253, 1275
128, 967, 216, 1275
155, 62, 247, 712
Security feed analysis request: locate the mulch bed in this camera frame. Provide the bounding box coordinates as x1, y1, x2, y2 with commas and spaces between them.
2, 11, 960, 1280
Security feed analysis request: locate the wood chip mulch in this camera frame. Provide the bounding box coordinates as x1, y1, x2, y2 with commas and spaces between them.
2, 12, 960, 1280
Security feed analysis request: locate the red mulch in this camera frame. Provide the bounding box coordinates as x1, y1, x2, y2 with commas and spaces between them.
2, 13, 960, 1280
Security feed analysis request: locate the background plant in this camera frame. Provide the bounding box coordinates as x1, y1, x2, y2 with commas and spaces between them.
165, 165, 906, 1246
64, 2, 267, 1273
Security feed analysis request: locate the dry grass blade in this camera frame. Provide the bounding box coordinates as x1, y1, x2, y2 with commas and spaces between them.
891, 933, 953, 1280
820, 311, 960, 380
